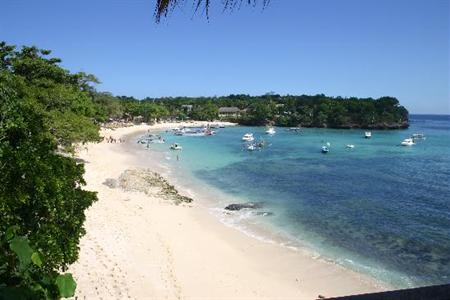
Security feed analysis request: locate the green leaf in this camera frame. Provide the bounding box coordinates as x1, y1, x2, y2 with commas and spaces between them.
5, 225, 20, 241
56, 273, 76, 298
9, 236, 33, 270
31, 252, 43, 267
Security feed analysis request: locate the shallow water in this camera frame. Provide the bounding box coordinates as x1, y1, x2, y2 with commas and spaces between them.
141, 115, 450, 288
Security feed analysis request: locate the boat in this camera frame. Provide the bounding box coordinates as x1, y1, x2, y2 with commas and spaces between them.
321, 146, 329, 153
138, 135, 165, 144
204, 128, 216, 136
364, 131, 372, 139
170, 143, 183, 150
346, 144, 355, 149
247, 144, 257, 151
174, 127, 216, 137
287, 127, 301, 132
242, 133, 254, 142
257, 139, 268, 148
265, 127, 276, 135
411, 133, 425, 140
401, 138, 415, 146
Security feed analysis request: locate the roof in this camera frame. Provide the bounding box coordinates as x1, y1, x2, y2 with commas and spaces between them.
218, 107, 240, 113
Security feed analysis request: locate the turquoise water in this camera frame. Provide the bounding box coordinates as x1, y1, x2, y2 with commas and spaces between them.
143, 115, 450, 288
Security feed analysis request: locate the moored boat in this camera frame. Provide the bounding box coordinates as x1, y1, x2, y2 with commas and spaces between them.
287, 127, 301, 132
321, 146, 329, 153
364, 131, 372, 139
401, 138, 415, 146
265, 127, 276, 135
247, 144, 257, 151
411, 133, 425, 140
242, 133, 254, 142
170, 143, 183, 150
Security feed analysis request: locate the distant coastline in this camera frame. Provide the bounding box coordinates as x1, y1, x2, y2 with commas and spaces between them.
95, 93, 410, 130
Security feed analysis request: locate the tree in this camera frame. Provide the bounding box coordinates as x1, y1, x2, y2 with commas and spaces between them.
0, 42, 101, 150
0, 43, 98, 298
155, 0, 270, 22
191, 102, 218, 121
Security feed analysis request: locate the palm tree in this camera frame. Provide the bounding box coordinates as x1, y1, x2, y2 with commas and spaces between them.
155, 0, 270, 22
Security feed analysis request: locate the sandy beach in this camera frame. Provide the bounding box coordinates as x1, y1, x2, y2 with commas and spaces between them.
69, 122, 387, 300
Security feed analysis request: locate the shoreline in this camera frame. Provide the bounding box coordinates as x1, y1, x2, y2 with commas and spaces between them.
69, 122, 388, 299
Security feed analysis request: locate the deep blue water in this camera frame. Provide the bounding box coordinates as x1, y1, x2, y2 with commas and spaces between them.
147, 115, 450, 288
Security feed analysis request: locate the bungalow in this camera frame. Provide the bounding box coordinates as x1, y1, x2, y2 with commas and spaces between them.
181, 104, 193, 112
218, 107, 241, 118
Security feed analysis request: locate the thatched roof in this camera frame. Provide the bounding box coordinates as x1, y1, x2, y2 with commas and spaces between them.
219, 107, 240, 113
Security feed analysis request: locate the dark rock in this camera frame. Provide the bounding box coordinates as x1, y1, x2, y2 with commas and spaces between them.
224, 202, 263, 211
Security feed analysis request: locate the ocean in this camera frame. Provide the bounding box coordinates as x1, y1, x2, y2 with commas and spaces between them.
140, 114, 450, 288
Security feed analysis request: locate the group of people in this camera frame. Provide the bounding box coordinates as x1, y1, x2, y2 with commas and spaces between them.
105, 136, 125, 143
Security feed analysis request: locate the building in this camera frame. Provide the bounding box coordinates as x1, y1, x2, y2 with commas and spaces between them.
181, 104, 193, 113
218, 107, 241, 118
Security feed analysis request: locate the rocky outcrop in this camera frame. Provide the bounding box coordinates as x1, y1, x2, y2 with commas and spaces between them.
224, 202, 264, 211
104, 169, 193, 205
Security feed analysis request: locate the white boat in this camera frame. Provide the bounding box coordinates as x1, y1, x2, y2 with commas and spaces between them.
401, 138, 415, 146
321, 146, 329, 153
242, 133, 254, 142
364, 131, 372, 139
175, 127, 216, 137
247, 144, 257, 151
265, 127, 276, 135
287, 127, 301, 132
346, 144, 355, 149
204, 128, 216, 136
411, 133, 425, 140
170, 143, 183, 150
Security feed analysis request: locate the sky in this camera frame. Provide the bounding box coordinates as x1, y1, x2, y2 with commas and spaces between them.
1, 0, 449, 114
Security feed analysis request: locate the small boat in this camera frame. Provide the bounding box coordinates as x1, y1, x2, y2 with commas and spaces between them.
265, 127, 276, 135
346, 144, 355, 149
219, 125, 225, 128
321, 146, 329, 153
364, 131, 372, 139
170, 143, 183, 150
411, 133, 425, 140
242, 133, 255, 142
401, 138, 415, 146
257, 139, 268, 148
247, 144, 257, 151
204, 129, 216, 136
287, 127, 301, 132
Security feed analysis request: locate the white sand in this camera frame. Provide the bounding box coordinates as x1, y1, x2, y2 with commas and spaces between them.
69, 122, 387, 299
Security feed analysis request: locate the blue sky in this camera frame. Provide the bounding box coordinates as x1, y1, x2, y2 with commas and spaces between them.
1, 0, 449, 114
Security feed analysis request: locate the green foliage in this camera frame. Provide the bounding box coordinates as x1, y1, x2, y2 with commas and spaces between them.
0, 42, 101, 150
9, 237, 34, 271
0, 229, 76, 299
190, 102, 218, 121
94, 92, 409, 129
55, 274, 76, 298
1, 42, 98, 298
